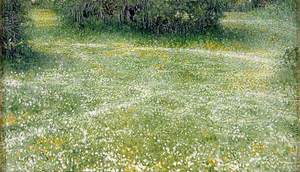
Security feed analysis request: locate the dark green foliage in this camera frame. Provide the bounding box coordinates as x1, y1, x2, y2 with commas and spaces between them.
56, 0, 227, 33
134, 0, 225, 33
3, 0, 27, 58
274, 47, 299, 87
282, 47, 298, 73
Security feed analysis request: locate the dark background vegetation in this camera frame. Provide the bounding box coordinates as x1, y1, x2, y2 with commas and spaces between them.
2, 0, 296, 59
3, 0, 27, 58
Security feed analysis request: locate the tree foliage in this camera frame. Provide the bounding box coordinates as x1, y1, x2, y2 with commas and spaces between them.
57, 0, 227, 33
3, 0, 27, 58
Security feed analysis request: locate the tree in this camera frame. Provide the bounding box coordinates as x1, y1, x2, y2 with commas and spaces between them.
58, 0, 226, 34
3, 0, 27, 58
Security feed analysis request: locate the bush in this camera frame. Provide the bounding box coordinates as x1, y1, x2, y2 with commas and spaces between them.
57, 0, 227, 33
2, 0, 28, 58
136, 0, 225, 33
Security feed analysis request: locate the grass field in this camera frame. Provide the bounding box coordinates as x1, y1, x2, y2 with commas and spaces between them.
3, 5, 299, 171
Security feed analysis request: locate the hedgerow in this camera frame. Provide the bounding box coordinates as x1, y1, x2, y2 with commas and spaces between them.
56, 0, 227, 33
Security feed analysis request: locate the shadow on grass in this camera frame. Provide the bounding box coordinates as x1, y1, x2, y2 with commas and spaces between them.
61, 21, 252, 48
133, 27, 251, 48
4, 45, 57, 74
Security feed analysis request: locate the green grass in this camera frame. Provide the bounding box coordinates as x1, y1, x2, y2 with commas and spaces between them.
3, 5, 299, 171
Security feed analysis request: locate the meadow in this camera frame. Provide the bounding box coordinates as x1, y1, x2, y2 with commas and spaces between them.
3, 3, 299, 171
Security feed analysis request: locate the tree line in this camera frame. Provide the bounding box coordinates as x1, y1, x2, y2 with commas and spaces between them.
1, 0, 293, 59
54, 0, 225, 34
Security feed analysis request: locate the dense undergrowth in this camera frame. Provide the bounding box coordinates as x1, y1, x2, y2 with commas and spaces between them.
2, 0, 30, 59
53, 0, 226, 34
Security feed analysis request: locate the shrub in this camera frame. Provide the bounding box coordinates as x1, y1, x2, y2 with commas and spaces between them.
2, 0, 28, 58
56, 0, 124, 26
57, 0, 227, 33
135, 0, 225, 33
282, 47, 298, 72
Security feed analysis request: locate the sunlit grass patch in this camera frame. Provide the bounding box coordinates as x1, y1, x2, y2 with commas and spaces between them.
223, 64, 274, 91
30, 9, 59, 27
